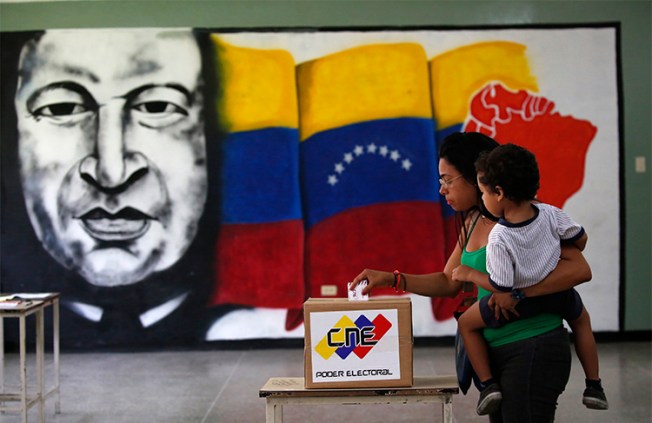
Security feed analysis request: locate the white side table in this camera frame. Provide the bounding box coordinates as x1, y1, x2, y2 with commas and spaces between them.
0, 293, 60, 423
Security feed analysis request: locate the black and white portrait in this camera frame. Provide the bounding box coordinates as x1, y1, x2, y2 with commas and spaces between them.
2, 28, 222, 347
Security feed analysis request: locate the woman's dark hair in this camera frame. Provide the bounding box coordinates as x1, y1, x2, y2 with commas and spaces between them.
475, 143, 540, 203
438, 132, 499, 247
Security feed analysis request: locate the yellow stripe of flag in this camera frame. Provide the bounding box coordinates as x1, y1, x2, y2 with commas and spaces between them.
212, 36, 298, 133
297, 43, 432, 141
429, 41, 538, 130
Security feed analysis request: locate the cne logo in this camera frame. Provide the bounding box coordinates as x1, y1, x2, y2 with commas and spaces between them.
314, 313, 392, 360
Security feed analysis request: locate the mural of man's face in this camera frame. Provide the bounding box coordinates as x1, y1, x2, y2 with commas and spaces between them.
14, 29, 208, 287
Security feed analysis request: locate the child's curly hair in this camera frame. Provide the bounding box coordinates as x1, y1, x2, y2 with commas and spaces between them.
475, 143, 540, 203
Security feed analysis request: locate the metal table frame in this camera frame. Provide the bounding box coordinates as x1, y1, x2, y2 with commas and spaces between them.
0, 293, 60, 423
259, 376, 459, 423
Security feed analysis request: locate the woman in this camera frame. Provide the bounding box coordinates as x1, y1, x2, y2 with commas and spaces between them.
351, 131, 592, 422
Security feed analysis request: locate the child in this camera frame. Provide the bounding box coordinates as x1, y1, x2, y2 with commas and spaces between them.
452, 143, 608, 415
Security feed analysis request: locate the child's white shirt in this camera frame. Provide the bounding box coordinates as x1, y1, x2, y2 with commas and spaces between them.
486, 203, 584, 291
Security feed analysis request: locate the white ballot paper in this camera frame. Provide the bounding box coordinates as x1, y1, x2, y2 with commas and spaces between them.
347, 280, 369, 301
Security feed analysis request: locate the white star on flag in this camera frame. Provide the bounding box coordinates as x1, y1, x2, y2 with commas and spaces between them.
326, 143, 413, 187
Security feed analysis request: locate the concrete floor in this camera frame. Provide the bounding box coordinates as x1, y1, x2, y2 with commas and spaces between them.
0, 340, 650, 423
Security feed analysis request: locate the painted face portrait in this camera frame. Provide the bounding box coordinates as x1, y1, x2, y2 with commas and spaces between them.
14, 29, 208, 287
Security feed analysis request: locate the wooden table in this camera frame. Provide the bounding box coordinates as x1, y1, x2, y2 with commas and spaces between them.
0, 293, 61, 423
259, 376, 459, 423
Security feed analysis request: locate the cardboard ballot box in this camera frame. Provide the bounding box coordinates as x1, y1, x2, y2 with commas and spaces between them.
303, 297, 413, 389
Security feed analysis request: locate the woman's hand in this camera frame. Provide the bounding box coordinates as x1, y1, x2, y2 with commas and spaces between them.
489, 292, 520, 320
350, 269, 394, 295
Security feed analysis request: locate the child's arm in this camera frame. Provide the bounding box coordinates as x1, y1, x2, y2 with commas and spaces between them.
572, 232, 588, 251
452, 265, 498, 292
556, 204, 588, 251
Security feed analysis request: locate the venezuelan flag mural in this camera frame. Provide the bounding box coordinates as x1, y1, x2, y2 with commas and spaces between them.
0, 26, 620, 348
297, 44, 445, 302
207, 27, 619, 340
210, 38, 305, 310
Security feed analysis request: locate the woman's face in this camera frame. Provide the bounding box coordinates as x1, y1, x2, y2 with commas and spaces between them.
438, 158, 478, 212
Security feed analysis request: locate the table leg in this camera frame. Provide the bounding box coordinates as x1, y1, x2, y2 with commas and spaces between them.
442, 396, 453, 423
53, 298, 60, 414
0, 316, 3, 415
266, 400, 283, 423
36, 309, 45, 423
19, 315, 27, 423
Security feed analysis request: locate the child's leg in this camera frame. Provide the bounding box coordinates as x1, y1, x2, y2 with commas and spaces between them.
568, 305, 609, 409
459, 300, 503, 415
458, 301, 493, 382
568, 306, 599, 380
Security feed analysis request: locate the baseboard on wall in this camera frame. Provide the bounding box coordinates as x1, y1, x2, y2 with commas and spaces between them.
194, 330, 652, 351
5, 331, 648, 354
591, 330, 651, 342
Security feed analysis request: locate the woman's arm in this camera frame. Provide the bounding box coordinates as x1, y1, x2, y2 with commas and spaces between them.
522, 244, 592, 297
351, 212, 491, 298
490, 244, 592, 318
351, 241, 464, 298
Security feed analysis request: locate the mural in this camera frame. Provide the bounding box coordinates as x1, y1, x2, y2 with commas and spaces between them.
0, 26, 620, 348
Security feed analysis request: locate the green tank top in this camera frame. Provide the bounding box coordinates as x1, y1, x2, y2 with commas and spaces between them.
460, 216, 562, 347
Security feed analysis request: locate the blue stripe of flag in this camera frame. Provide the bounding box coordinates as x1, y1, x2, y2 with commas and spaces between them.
221, 127, 302, 224
300, 118, 438, 228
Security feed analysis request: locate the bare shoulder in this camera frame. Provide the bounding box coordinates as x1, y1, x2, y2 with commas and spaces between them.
466, 213, 495, 251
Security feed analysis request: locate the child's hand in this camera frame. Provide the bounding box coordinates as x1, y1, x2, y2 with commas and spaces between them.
452, 265, 473, 282
489, 292, 520, 320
